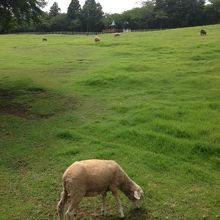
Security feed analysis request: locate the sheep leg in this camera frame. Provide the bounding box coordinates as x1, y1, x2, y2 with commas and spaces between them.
65, 195, 82, 220
101, 192, 107, 216
65, 203, 77, 220
110, 187, 125, 218
57, 190, 68, 220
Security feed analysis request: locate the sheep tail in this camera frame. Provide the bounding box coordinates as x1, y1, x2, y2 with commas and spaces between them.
57, 185, 68, 220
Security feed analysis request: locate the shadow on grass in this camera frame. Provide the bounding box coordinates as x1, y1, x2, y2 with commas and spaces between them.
126, 208, 149, 220
75, 202, 149, 220
0, 84, 76, 119
103, 208, 149, 220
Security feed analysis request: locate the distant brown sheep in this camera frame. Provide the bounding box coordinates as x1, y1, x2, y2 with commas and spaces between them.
94, 36, 101, 42
42, 38, 47, 42
200, 29, 207, 36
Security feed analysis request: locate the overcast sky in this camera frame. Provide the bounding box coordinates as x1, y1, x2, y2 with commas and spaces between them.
44, 0, 142, 14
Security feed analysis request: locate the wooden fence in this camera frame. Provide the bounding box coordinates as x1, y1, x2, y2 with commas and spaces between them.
2, 29, 164, 35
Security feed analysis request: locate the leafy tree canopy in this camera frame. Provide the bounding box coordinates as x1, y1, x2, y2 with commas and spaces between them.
49, 2, 61, 17
67, 0, 81, 20
81, 0, 104, 31
0, 0, 46, 31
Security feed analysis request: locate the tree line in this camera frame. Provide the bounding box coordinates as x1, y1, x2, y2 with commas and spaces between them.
107, 0, 220, 30
0, 0, 220, 33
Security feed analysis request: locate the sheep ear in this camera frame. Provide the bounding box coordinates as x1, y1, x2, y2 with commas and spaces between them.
134, 191, 141, 200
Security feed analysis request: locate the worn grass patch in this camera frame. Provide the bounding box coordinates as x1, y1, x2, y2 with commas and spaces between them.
0, 84, 76, 119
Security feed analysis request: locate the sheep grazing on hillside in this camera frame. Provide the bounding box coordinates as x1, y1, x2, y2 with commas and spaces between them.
200, 29, 207, 36
57, 159, 144, 220
42, 38, 47, 42
114, 33, 121, 37
94, 36, 101, 42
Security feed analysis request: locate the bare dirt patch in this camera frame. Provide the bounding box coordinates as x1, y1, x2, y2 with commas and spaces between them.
0, 103, 30, 118
0, 89, 17, 99
0, 89, 29, 117
0, 88, 76, 119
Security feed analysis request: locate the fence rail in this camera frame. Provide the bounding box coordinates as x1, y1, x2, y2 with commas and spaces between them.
1, 29, 165, 35
3, 31, 105, 35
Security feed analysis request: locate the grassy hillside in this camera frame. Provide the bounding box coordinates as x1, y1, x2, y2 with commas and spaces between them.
0, 25, 220, 220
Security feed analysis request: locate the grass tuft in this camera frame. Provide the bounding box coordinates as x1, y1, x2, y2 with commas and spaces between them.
56, 131, 81, 142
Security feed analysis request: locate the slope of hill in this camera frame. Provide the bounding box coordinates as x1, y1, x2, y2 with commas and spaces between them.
0, 25, 220, 219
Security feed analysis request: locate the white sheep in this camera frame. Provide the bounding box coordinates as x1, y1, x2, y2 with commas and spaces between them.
94, 36, 101, 42
114, 33, 121, 37
57, 159, 144, 220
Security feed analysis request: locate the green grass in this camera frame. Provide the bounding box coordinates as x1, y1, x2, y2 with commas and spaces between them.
0, 25, 220, 220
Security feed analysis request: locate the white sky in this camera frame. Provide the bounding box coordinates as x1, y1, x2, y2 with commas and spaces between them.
44, 0, 142, 14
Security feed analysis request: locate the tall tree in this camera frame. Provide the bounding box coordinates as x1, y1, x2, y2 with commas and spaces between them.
155, 0, 165, 10
81, 0, 104, 32
0, 0, 46, 32
203, 0, 220, 24
67, 0, 82, 31
49, 2, 61, 17
153, 0, 205, 28
210, 0, 220, 11
67, 0, 81, 20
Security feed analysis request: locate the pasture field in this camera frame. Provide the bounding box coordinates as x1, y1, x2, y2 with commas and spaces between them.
0, 25, 220, 220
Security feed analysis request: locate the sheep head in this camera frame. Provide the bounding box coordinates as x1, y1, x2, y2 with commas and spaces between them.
131, 184, 144, 209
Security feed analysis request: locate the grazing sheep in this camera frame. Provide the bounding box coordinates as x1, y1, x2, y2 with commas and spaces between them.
200, 29, 207, 36
57, 159, 144, 220
114, 33, 121, 37
42, 38, 47, 42
94, 36, 101, 42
